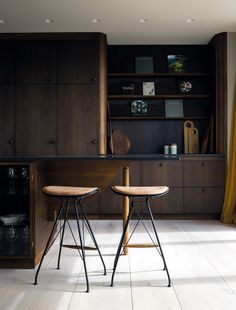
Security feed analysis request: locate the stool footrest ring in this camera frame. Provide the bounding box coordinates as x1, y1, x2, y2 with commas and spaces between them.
62, 245, 97, 251
125, 243, 159, 248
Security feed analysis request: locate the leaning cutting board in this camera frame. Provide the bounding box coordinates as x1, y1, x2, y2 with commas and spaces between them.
188, 127, 199, 153
184, 121, 199, 153
107, 101, 131, 155
109, 129, 131, 155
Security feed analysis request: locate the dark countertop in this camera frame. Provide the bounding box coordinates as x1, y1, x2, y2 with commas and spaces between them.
0, 153, 225, 161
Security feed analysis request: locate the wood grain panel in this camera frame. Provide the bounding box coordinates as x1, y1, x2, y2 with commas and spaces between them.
31, 162, 53, 266
184, 187, 224, 214
0, 41, 15, 84
16, 40, 56, 84
208, 33, 227, 155
0, 86, 15, 155
16, 85, 57, 156
57, 84, 99, 156
149, 188, 183, 214
57, 40, 99, 84
183, 160, 225, 187
142, 160, 183, 187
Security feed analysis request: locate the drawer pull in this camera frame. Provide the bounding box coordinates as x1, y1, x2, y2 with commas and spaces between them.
8, 139, 15, 145
159, 162, 164, 167
201, 162, 206, 167
201, 188, 207, 193
49, 139, 56, 145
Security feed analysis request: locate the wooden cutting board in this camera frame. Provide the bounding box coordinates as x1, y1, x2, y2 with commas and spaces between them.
184, 121, 199, 153
188, 127, 199, 153
109, 129, 131, 155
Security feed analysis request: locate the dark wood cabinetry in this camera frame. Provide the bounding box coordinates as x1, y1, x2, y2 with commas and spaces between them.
57, 84, 98, 155
16, 41, 56, 84
0, 33, 107, 156
16, 85, 57, 155
0, 42, 15, 84
183, 157, 225, 215
141, 160, 183, 214
0, 86, 15, 155
57, 40, 99, 84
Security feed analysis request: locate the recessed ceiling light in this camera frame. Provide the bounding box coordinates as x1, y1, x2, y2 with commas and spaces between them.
0, 19, 6, 24
92, 19, 101, 23
187, 18, 195, 23
140, 18, 148, 23
45, 19, 53, 24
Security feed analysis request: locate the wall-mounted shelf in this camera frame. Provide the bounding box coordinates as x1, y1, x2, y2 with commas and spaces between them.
108, 95, 210, 99
108, 72, 209, 78
109, 116, 209, 120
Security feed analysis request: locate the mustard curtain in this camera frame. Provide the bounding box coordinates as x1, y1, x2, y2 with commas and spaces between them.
221, 81, 236, 224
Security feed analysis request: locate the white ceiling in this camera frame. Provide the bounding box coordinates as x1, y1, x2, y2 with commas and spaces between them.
0, 0, 236, 44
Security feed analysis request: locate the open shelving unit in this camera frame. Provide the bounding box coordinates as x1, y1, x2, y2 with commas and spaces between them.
107, 44, 213, 154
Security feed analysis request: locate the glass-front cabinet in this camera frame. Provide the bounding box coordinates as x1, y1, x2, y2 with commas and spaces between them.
0, 164, 30, 257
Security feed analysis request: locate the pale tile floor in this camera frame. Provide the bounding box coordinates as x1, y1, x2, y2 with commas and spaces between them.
1, 220, 236, 310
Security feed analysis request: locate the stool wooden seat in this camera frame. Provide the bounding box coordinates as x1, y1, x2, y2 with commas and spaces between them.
112, 186, 169, 197
43, 185, 98, 197
110, 185, 171, 287
34, 185, 106, 292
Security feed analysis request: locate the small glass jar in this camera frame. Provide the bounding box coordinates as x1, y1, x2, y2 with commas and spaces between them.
170, 143, 177, 155
163, 145, 169, 155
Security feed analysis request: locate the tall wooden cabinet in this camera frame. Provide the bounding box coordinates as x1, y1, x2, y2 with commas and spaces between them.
0, 33, 107, 156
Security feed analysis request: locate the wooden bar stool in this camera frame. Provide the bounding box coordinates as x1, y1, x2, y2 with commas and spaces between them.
110, 186, 171, 287
34, 186, 106, 292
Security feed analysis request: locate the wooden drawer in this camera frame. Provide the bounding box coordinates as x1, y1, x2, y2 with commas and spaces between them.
183, 160, 225, 187
183, 187, 224, 214
142, 160, 183, 187
150, 188, 183, 214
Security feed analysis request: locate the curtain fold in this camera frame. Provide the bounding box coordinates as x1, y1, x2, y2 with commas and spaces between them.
221, 80, 236, 224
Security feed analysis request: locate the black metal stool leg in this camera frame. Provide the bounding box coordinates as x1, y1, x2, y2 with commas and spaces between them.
34, 199, 65, 285
57, 199, 69, 270
74, 199, 90, 293
110, 199, 134, 287
146, 198, 171, 287
80, 203, 107, 275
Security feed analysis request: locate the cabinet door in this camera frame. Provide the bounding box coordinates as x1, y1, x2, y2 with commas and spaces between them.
16, 41, 56, 84
57, 40, 99, 83
142, 160, 183, 214
0, 42, 15, 84
183, 160, 225, 187
57, 85, 98, 155
142, 160, 183, 187
184, 188, 224, 214
0, 86, 15, 155
16, 85, 56, 155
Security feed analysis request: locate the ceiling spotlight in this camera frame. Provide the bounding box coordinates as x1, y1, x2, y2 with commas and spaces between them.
45, 19, 53, 24
187, 19, 195, 23
92, 19, 101, 23
140, 18, 148, 23
0, 19, 6, 24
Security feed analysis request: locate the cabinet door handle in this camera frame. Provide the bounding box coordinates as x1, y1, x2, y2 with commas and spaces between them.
91, 139, 97, 144
201, 188, 207, 193
90, 78, 97, 82
8, 139, 15, 145
201, 162, 206, 167
49, 139, 56, 145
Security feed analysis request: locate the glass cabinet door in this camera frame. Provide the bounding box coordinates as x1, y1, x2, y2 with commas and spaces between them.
0, 165, 30, 256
